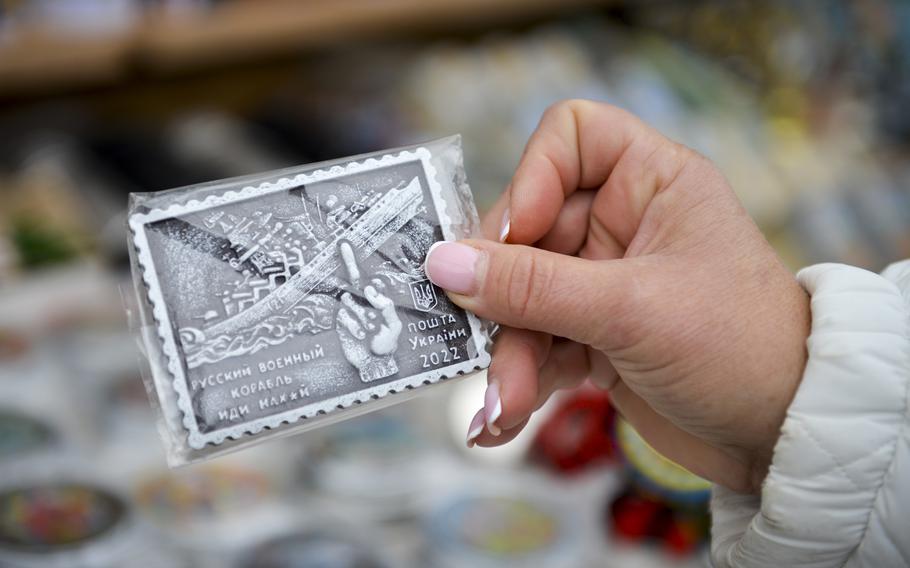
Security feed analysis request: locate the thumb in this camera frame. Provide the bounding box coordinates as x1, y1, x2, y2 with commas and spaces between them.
425, 239, 635, 349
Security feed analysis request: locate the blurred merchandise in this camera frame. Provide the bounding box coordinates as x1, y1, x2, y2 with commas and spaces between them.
2, 145, 96, 269
299, 410, 437, 522
425, 486, 583, 568
134, 465, 274, 524
0, 1, 907, 566
0, 465, 177, 568
0, 409, 57, 463
609, 418, 711, 557
7, 0, 142, 35
133, 463, 293, 566
615, 418, 711, 506
237, 527, 393, 568
0, 263, 123, 337
0, 483, 130, 568
167, 112, 300, 179
531, 386, 616, 474
609, 489, 710, 558
528, 391, 711, 558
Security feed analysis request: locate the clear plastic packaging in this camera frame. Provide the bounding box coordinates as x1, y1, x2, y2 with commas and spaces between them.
127, 136, 492, 466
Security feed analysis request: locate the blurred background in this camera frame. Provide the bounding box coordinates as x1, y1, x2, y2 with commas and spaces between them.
0, 0, 908, 566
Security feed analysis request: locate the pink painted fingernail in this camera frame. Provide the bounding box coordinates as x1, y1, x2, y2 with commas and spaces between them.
484, 382, 502, 436
499, 208, 511, 243
425, 242, 479, 295
466, 408, 485, 448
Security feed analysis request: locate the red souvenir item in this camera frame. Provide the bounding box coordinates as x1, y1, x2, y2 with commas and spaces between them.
531, 386, 615, 474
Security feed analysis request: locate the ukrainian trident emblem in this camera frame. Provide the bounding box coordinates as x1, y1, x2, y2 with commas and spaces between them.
409, 279, 438, 312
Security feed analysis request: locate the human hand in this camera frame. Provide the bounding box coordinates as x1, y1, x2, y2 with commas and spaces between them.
425, 100, 810, 493
336, 242, 402, 383
336, 286, 402, 382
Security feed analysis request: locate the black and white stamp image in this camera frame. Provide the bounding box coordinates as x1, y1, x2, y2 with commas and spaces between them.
129, 149, 490, 448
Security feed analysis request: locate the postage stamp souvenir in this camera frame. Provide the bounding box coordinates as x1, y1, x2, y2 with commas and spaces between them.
128, 137, 491, 464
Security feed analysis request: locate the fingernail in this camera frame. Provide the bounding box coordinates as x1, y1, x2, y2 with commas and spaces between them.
484, 382, 502, 436
425, 242, 479, 295
499, 208, 510, 243
466, 408, 485, 448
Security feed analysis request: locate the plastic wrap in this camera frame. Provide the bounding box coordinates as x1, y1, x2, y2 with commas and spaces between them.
127, 136, 492, 466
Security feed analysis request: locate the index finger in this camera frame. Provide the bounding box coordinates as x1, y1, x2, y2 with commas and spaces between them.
363, 285, 399, 326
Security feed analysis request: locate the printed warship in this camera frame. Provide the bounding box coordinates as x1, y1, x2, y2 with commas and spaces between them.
200, 177, 424, 340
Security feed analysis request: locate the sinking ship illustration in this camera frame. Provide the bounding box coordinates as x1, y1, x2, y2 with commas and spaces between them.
198, 177, 424, 341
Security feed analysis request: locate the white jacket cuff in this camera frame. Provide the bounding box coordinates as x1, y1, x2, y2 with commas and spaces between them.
710, 262, 910, 567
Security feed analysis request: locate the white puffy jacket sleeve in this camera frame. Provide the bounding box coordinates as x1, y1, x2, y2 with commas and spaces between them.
711, 261, 910, 568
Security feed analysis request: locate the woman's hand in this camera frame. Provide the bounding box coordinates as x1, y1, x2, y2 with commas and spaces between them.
425, 100, 810, 493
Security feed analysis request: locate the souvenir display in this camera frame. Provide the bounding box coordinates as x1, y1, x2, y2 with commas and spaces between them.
238, 528, 392, 568
127, 137, 492, 464
299, 410, 436, 520
135, 465, 273, 524
0, 482, 138, 568
615, 418, 711, 505
530, 387, 616, 474
608, 488, 710, 557
0, 330, 30, 363
0, 410, 57, 462
134, 464, 289, 565
610, 418, 711, 555
425, 490, 583, 568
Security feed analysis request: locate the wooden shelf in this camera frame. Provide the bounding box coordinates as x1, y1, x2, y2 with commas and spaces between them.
0, 30, 132, 95
0, 0, 610, 99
